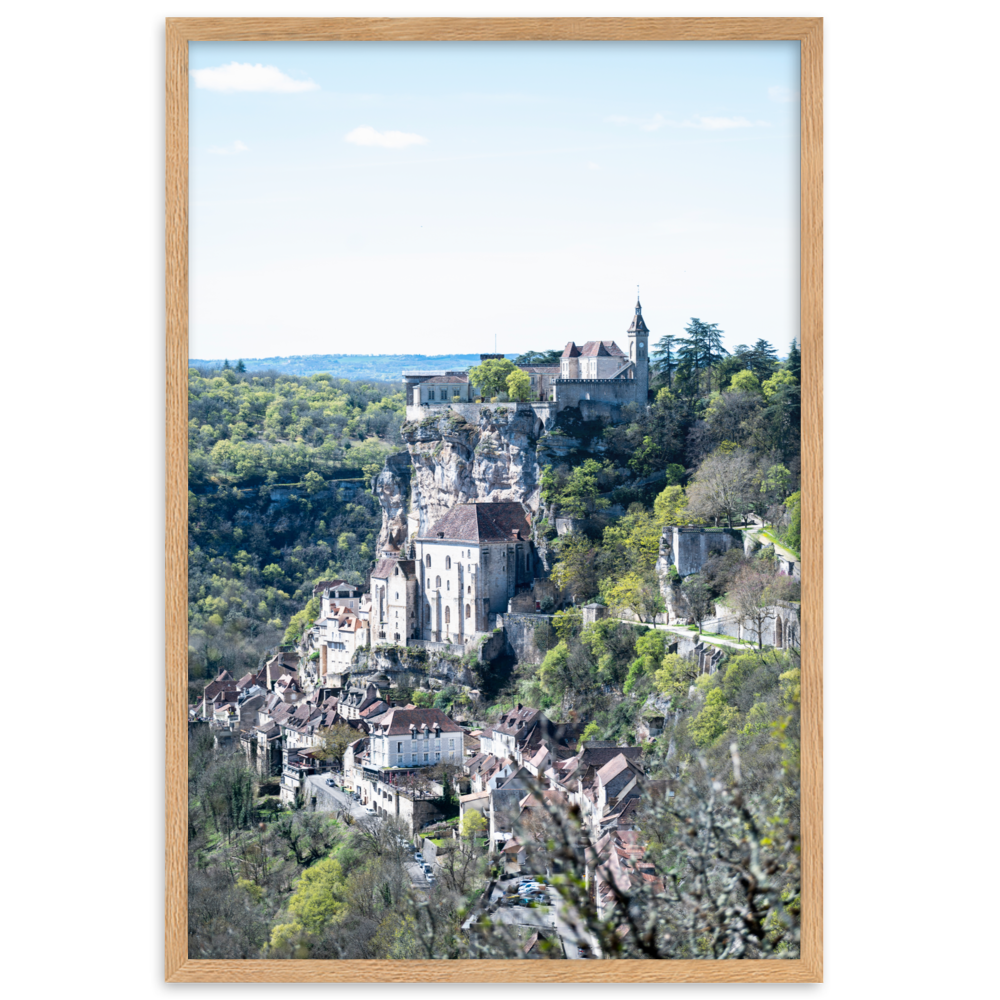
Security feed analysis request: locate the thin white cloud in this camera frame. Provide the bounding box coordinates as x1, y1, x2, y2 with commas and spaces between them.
607, 114, 769, 132
344, 126, 429, 149
768, 85, 796, 103
587, 162, 600, 171
191, 62, 319, 93
209, 140, 249, 155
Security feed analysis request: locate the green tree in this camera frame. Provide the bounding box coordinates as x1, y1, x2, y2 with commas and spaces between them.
576, 721, 602, 748
783, 491, 801, 551
623, 628, 667, 694
727, 370, 761, 394
759, 464, 793, 517
273, 855, 348, 946
560, 459, 610, 518
506, 368, 531, 401
235, 358, 247, 373
653, 652, 700, 701
747, 338, 779, 379
786, 338, 801, 382
654, 484, 694, 527
459, 810, 486, 838
762, 368, 797, 400
552, 534, 600, 604
551, 606, 583, 641
467, 358, 516, 398
689, 687, 739, 747
602, 508, 662, 574
604, 570, 666, 624
513, 349, 561, 365
676, 318, 728, 396
651, 333, 680, 388
302, 470, 325, 494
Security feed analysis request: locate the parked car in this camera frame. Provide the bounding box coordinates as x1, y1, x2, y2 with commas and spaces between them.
325, 777, 336, 787
414, 852, 424, 862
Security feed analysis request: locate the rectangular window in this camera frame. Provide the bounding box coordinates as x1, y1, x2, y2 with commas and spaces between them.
435, 752, 441, 761
397, 742, 402, 753
423, 753, 429, 762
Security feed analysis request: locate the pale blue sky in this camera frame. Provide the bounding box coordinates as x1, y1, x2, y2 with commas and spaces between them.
189, 41, 799, 360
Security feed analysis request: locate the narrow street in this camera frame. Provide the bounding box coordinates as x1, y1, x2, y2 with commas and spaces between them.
305, 775, 432, 893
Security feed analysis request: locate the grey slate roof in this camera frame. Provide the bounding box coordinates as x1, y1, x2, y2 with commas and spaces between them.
627, 298, 649, 334
420, 502, 530, 543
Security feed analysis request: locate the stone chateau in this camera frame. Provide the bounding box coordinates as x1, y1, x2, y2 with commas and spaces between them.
403, 296, 651, 420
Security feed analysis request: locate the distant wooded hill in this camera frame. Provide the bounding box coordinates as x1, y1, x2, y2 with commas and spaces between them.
188, 353, 502, 380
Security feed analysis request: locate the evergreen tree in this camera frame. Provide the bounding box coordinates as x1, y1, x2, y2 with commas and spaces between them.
235, 358, 247, 373
787, 338, 802, 381
747, 339, 779, 379
677, 319, 728, 396
651, 334, 680, 388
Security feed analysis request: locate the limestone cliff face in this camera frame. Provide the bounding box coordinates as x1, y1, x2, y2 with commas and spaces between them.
352, 646, 477, 689
373, 451, 412, 556
377, 405, 561, 548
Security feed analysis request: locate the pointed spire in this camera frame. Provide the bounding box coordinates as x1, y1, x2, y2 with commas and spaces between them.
627, 294, 649, 335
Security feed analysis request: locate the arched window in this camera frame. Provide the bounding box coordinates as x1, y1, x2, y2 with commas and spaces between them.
445, 556, 451, 570
425, 554, 431, 567
435, 575, 441, 588
465, 604, 471, 619
445, 606, 451, 624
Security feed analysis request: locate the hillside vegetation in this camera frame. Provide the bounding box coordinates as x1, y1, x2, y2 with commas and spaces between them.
187, 368, 403, 684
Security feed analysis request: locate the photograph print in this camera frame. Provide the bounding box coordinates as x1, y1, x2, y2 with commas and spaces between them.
183, 33, 810, 966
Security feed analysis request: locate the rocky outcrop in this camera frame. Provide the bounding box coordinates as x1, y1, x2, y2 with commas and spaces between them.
351, 646, 477, 689
373, 451, 412, 556
388, 405, 559, 541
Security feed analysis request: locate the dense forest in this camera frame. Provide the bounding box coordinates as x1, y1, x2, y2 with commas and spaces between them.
187, 368, 403, 685
188, 321, 802, 960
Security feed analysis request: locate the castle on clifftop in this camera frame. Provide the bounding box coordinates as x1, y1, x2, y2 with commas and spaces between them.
403, 297, 651, 419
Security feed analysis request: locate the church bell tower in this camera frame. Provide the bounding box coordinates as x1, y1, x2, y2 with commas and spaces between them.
627, 295, 650, 403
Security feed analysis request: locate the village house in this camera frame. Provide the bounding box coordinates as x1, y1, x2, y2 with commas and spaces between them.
369, 555, 418, 645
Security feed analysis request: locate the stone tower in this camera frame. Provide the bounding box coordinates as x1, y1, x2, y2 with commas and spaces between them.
626, 296, 650, 403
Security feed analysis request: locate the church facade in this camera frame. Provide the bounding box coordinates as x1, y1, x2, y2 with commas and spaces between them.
369, 501, 534, 647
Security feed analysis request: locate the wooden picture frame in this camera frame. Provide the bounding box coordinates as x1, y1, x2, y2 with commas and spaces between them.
166, 16, 822, 983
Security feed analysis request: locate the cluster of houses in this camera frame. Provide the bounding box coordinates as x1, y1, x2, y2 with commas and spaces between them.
457, 705, 665, 920
194, 653, 662, 920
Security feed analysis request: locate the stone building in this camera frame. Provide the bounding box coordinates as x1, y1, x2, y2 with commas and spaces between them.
370, 555, 419, 645
403, 297, 652, 419
414, 501, 534, 641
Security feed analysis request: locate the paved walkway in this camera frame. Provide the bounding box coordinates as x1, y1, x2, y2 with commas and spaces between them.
743, 518, 800, 564
613, 617, 750, 651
